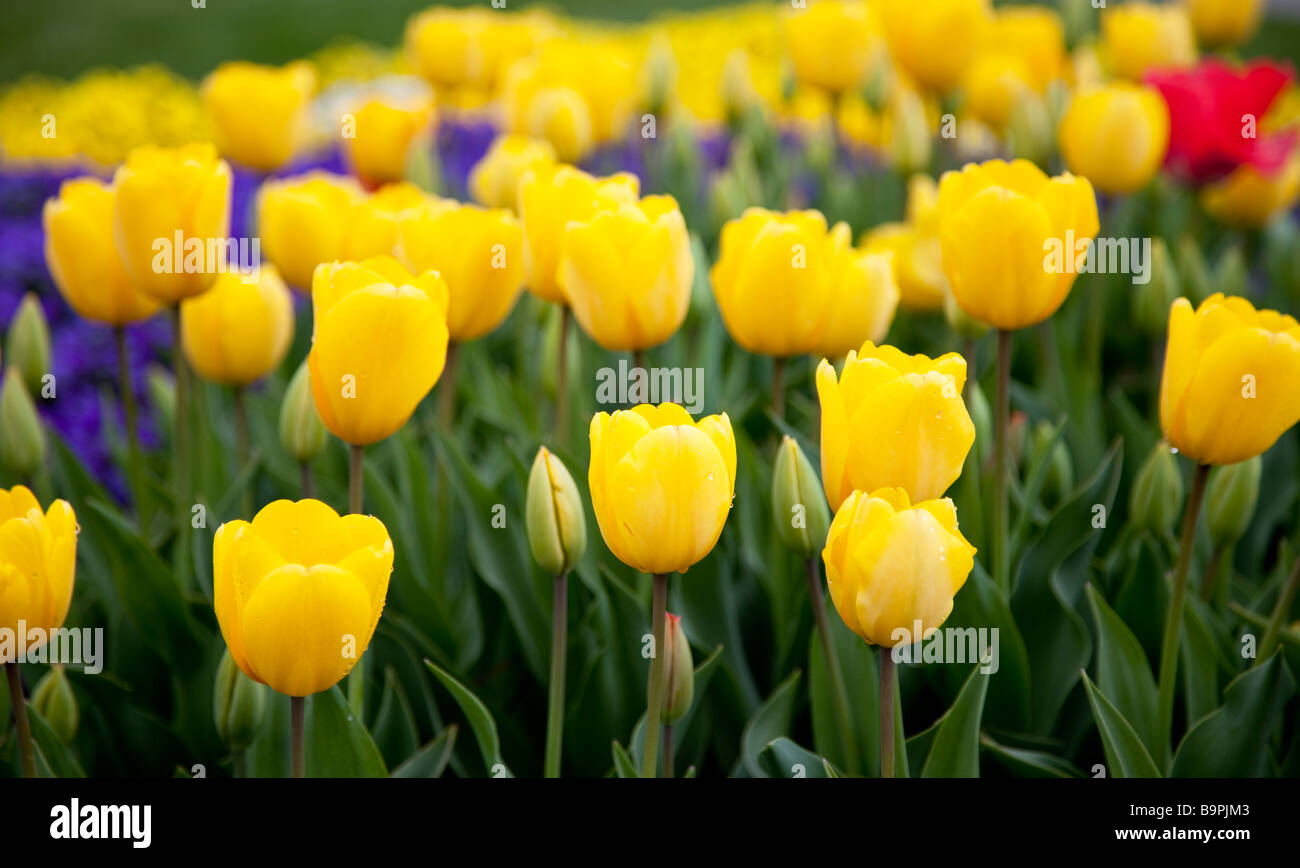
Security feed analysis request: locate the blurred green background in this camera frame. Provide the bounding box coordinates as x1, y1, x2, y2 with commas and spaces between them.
3, 0, 1300, 85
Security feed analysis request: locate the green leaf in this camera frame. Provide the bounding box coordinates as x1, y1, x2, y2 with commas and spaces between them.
1081, 672, 1161, 778
611, 740, 637, 778
758, 737, 831, 778
305, 686, 388, 778
391, 726, 458, 778
979, 735, 1083, 778
29, 707, 85, 778
738, 670, 801, 778
809, 600, 877, 776
1171, 652, 1296, 777
424, 658, 511, 777
1085, 584, 1158, 759
920, 664, 990, 777
371, 666, 420, 769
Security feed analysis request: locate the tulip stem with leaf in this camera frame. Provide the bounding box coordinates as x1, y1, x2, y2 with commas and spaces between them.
544, 572, 568, 778
1155, 461, 1210, 767
233, 386, 251, 517
290, 695, 305, 778
5, 662, 36, 778
992, 329, 1012, 594
772, 357, 785, 420
556, 308, 570, 443
113, 326, 150, 529
438, 343, 459, 429
806, 556, 858, 774
879, 650, 895, 779
171, 307, 193, 564
1259, 554, 1300, 666
642, 572, 670, 778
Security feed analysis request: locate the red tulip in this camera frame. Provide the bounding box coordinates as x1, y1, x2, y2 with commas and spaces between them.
1146, 59, 1297, 183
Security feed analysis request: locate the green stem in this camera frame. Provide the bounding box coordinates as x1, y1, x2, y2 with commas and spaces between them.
879, 649, 895, 779
1155, 462, 1209, 768
290, 695, 305, 778
543, 572, 568, 778
1258, 552, 1300, 664
349, 444, 364, 515
806, 557, 859, 774
299, 461, 314, 500
172, 307, 192, 575
115, 326, 149, 530
640, 573, 669, 778
993, 329, 1012, 594
233, 386, 251, 518
6, 662, 35, 777
1200, 543, 1225, 603
772, 356, 785, 421
663, 723, 674, 779
556, 305, 570, 444
438, 342, 459, 430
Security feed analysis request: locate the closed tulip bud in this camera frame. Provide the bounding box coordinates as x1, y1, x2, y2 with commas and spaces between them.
937, 159, 1099, 331
1130, 441, 1183, 535
559, 194, 693, 352
823, 487, 976, 647
643, 35, 677, 115
524, 87, 594, 165
1028, 420, 1073, 508
5, 293, 50, 395
1132, 238, 1178, 336
146, 364, 175, 434
880, 0, 991, 94
818, 249, 899, 357
588, 404, 735, 575
112, 143, 233, 304
660, 613, 694, 724
279, 359, 326, 463
0, 486, 76, 660
404, 7, 494, 89
1174, 236, 1214, 305
720, 51, 760, 124
1059, 83, 1170, 195
526, 446, 587, 576
1205, 456, 1262, 548
345, 97, 436, 189
43, 177, 161, 326
1160, 294, 1300, 465
1202, 155, 1300, 229
181, 266, 294, 386
817, 343, 975, 509
257, 172, 366, 290
31, 665, 78, 744
468, 134, 556, 211
1101, 2, 1196, 82
202, 61, 316, 172
888, 88, 932, 175
944, 288, 989, 340
519, 164, 640, 303
964, 54, 1034, 131
308, 257, 449, 446
214, 500, 392, 696
1007, 89, 1055, 168
861, 226, 947, 313
0, 368, 45, 476
711, 208, 849, 357
1188, 0, 1264, 49
772, 435, 831, 558
213, 648, 267, 752
782, 0, 879, 95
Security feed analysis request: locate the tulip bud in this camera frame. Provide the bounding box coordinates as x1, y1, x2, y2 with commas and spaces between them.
526, 446, 587, 576
279, 358, 326, 463
1175, 235, 1214, 305
145, 363, 175, 435
1132, 238, 1178, 336
213, 648, 267, 753
643, 35, 677, 116
1205, 456, 1261, 548
0, 367, 45, 476
889, 89, 931, 175
1027, 420, 1073, 509
1008, 89, 1054, 168
1130, 441, 1184, 535
5, 293, 51, 395
1215, 245, 1248, 298
944, 289, 989, 340
771, 435, 831, 558
660, 613, 694, 725
31, 666, 78, 744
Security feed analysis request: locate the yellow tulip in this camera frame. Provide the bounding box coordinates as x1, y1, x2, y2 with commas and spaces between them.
1201, 154, 1300, 228
396, 200, 525, 342
43, 177, 161, 326
0, 486, 76, 660
308, 257, 450, 446
1059, 83, 1170, 196
823, 487, 975, 648
468, 134, 556, 211
711, 208, 849, 356
1101, 2, 1196, 82
559, 194, 693, 352
1188, 0, 1264, 49
202, 61, 315, 172
519, 163, 640, 303
817, 342, 975, 509
880, 0, 991, 94
1159, 293, 1300, 466
818, 250, 899, 358
937, 159, 1099, 331
523, 86, 594, 165
346, 182, 436, 261
213, 499, 392, 697
112, 143, 233, 304
782, 0, 881, 94
404, 7, 494, 89
981, 6, 1066, 92
963, 54, 1034, 131
257, 171, 366, 290
345, 97, 435, 188
180, 265, 294, 386
861, 174, 948, 312
588, 403, 735, 575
